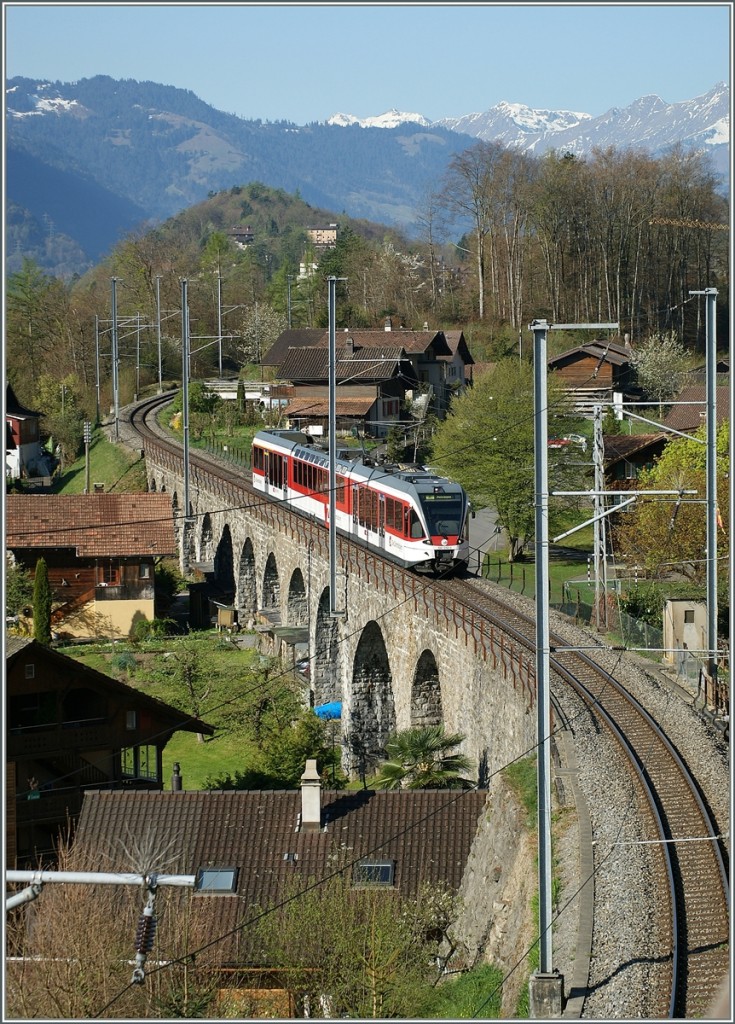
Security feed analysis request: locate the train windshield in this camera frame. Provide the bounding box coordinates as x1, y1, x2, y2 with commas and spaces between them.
418, 492, 465, 536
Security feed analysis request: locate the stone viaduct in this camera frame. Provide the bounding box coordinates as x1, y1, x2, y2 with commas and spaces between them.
145, 439, 537, 779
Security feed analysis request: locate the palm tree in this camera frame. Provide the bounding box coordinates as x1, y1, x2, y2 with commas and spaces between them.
372, 725, 474, 790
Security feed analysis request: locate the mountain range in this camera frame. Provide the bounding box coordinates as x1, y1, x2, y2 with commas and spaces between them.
5, 76, 729, 280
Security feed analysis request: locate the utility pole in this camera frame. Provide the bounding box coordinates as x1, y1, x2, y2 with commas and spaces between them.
181, 279, 192, 548
111, 278, 120, 442
592, 405, 607, 630
94, 315, 101, 424
328, 276, 347, 618
689, 288, 719, 706
156, 275, 163, 393
83, 421, 92, 494
528, 318, 618, 1018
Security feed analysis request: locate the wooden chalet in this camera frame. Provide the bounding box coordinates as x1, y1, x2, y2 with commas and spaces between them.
6, 637, 214, 867
548, 339, 636, 413
5, 493, 177, 640
603, 433, 668, 489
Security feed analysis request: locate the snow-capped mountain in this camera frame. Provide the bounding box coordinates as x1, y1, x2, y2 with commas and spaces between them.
328, 84, 729, 177
327, 108, 431, 129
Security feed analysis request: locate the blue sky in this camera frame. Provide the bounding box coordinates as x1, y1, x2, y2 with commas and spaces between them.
4, 3, 732, 123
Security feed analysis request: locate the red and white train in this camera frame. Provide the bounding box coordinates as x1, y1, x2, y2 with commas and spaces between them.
252, 429, 471, 574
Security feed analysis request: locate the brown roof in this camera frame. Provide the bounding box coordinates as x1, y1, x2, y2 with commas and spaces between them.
441, 330, 475, 365
5, 493, 177, 557
603, 433, 668, 462
662, 385, 730, 433
75, 787, 487, 961
278, 345, 408, 383
548, 339, 632, 368
261, 329, 325, 367
320, 330, 452, 357
287, 396, 376, 417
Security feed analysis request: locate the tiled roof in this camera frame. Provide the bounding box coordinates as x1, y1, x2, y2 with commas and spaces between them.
549, 340, 632, 368
319, 330, 452, 357
5, 493, 177, 557
261, 329, 325, 367
279, 346, 406, 383
75, 787, 487, 964
287, 396, 376, 417
663, 385, 730, 433
603, 433, 667, 462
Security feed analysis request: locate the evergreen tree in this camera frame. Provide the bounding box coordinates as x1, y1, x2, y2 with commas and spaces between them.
32, 557, 52, 644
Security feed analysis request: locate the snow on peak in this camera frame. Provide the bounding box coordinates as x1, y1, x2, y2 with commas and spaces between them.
326, 108, 430, 129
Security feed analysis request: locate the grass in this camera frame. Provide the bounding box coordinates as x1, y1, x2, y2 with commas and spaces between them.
58, 632, 297, 790
52, 427, 148, 494
481, 543, 594, 608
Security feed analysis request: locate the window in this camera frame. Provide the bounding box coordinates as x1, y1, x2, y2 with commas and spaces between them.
353, 859, 395, 886
126, 710, 137, 730
139, 564, 151, 579
195, 867, 238, 893
24, 664, 35, 680
102, 563, 119, 585
121, 744, 159, 781
684, 609, 695, 624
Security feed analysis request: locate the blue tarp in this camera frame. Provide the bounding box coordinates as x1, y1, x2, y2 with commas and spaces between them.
313, 701, 342, 720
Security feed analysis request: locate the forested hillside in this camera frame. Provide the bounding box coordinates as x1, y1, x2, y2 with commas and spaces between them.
5, 144, 729, 453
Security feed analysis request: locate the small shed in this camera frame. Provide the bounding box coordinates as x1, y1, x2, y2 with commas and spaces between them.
662, 598, 707, 665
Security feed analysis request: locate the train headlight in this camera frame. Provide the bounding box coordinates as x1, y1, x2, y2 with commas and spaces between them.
441, 538, 448, 547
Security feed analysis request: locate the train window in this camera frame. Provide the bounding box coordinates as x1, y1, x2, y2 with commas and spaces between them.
409, 509, 423, 539
253, 446, 265, 472
336, 476, 346, 505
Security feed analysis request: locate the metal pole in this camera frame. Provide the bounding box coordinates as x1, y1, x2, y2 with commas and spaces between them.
84, 421, 91, 494
111, 277, 120, 441
156, 275, 163, 393
593, 405, 606, 629
530, 319, 553, 977
287, 275, 293, 329
217, 271, 223, 377
135, 313, 141, 400
691, 289, 719, 700
181, 280, 191, 525
328, 276, 339, 616
94, 315, 101, 424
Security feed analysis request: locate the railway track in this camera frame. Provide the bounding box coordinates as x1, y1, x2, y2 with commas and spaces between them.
128, 392, 729, 1017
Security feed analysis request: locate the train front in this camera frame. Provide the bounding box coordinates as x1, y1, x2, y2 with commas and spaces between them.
415, 481, 471, 574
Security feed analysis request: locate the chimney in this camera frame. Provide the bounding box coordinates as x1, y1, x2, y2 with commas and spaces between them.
300, 759, 321, 831
384, 317, 392, 332
171, 762, 182, 792
423, 322, 429, 331
345, 336, 355, 357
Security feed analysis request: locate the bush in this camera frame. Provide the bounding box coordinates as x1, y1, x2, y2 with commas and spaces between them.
110, 651, 137, 676
130, 618, 177, 643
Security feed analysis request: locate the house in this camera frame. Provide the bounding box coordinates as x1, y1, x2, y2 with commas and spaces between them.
5, 493, 178, 640
548, 338, 637, 414
5, 383, 55, 484
264, 325, 473, 424
70, 766, 489, 995
6, 637, 214, 867
603, 433, 669, 489
278, 342, 417, 437
227, 225, 255, 248
305, 223, 338, 248
662, 384, 730, 434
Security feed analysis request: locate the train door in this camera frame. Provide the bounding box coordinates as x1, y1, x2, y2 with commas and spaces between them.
378, 493, 386, 551
351, 485, 359, 539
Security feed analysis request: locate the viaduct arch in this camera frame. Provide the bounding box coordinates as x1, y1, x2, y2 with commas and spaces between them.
147, 448, 537, 779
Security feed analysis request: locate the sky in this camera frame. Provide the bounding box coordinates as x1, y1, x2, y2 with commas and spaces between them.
3, 2, 732, 124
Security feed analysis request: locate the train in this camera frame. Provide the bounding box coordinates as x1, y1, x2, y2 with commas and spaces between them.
251, 429, 472, 575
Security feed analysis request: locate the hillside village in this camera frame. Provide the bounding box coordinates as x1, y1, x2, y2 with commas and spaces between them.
4, 82, 731, 1019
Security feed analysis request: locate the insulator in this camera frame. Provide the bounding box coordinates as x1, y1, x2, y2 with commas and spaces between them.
134, 913, 157, 953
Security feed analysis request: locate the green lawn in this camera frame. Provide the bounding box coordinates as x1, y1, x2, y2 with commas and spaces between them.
59, 633, 301, 790
53, 427, 148, 494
